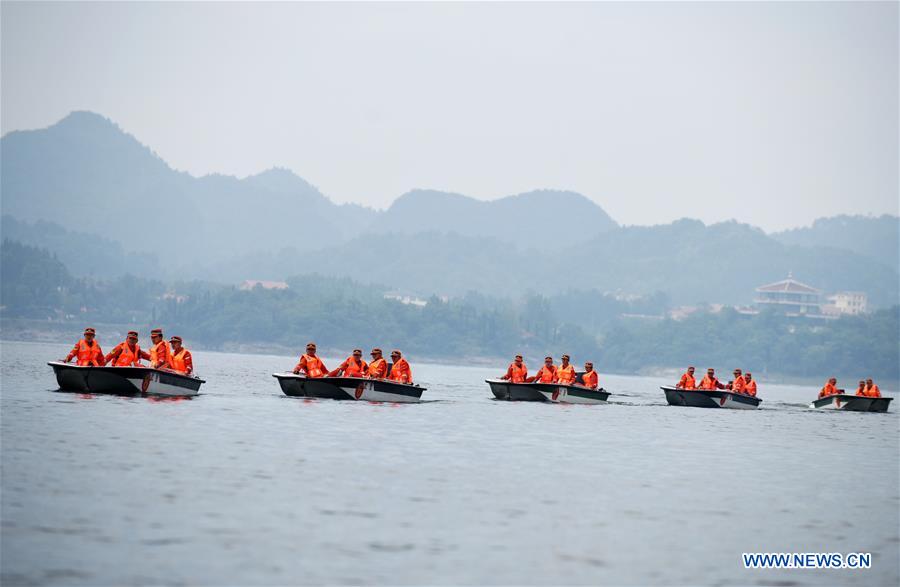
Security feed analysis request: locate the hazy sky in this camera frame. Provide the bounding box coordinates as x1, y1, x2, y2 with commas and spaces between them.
2, 1, 897, 231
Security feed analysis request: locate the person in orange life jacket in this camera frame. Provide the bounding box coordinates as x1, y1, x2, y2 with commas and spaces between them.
676, 366, 696, 389
328, 349, 368, 377
818, 377, 839, 399
105, 331, 151, 366
64, 327, 105, 366
367, 348, 388, 379
853, 380, 866, 397
741, 372, 757, 397
698, 368, 725, 390
580, 361, 599, 389
501, 355, 528, 383
293, 342, 327, 377
166, 336, 193, 375
387, 350, 413, 384
863, 378, 882, 398
527, 357, 556, 383
148, 328, 171, 369
728, 369, 745, 393
555, 354, 576, 384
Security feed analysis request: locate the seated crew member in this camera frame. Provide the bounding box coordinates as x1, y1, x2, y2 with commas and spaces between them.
580, 361, 599, 390
729, 369, 745, 393
64, 327, 105, 366
148, 328, 171, 369
387, 350, 413, 384
742, 372, 757, 397
854, 380, 867, 397
818, 377, 839, 399
293, 342, 327, 377
328, 349, 368, 378
676, 366, 696, 389
555, 355, 576, 385
500, 355, 528, 383
105, 331, 151, 366
366, 348, 388, 379
528, 357, 556, 383
863, 378, 882, 398
698, 368, 725, 390
166, 336, 193, 375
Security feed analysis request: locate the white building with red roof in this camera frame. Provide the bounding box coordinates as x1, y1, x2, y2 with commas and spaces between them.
754, 273, 822, 315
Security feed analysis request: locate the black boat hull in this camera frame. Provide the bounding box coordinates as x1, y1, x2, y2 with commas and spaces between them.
661, 386, 761, 409
809, 394, 892, 412
48, 362, 204, 396
273, 374, 425, 403
486, 379, 609, 404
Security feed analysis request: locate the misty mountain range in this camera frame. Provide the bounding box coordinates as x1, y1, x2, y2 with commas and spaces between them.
1, 111, 897, 306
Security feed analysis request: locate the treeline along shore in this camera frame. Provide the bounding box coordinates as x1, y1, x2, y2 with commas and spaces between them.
3, 240, 897, 385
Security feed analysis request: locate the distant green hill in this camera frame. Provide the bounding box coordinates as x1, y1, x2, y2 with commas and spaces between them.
2, 110, 896, 308
372, 188, 617, 248
0, 112, 377, 267
772, 214, 899, 271
1, 215, 163, 279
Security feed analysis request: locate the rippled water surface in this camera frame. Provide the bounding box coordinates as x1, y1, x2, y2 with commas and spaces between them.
2, 341, 898, 586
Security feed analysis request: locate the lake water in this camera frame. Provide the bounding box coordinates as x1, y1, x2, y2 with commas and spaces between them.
1, 341, 897, 586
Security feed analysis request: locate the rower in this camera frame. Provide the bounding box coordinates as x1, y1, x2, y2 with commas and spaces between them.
328, 349, 368, 378
293, 342, 327, 377
500, 355, 528, 383
854, 380, 867, 397
166, 336, 193, 375
105, 331, 150, 367
742, 372, 757, 397
729, 369, 745, 393
863, 378, 882, 398
698, 368, 724, 390
529, 357, 556, 383
64, 327, 105, 366
676, 366, 696, 389
148, 328, 171, 369
818, 377, 839, 399
580, 361, 599, 390
366, 348, 388, 379
556, 354, 576, 385
387, 350, 413, 384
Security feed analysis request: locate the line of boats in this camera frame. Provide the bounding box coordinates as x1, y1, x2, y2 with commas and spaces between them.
47, 361, 893, 412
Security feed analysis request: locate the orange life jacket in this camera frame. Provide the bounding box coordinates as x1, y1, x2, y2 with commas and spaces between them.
864, 384, 881, 398
731, 376, 746, 393
110, 342, 143, 367
819, 383, 838, 398
855, 386, 867, 397
168, 348, 192, 374
70, 339, 104, 366
698, 375, 722, 390
677, 373, 696, 389
743, 379, 757, 397
388, 358, 412, 383
300, 354, 326, 378
150, 341, 171, 368
556, 364, 576, 384
367, 358, 388, 379
534, 365, 556, 383
581, 370, 598, 389
506, 362, 527, 383
339, 356, 367, 378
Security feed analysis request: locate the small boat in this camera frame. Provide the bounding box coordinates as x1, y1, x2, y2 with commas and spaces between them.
809, 394, 893, 412
272, 373, 426, 403
48, 361, 204, 397
661, 386, 761, 409
485, 379, 610, 404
